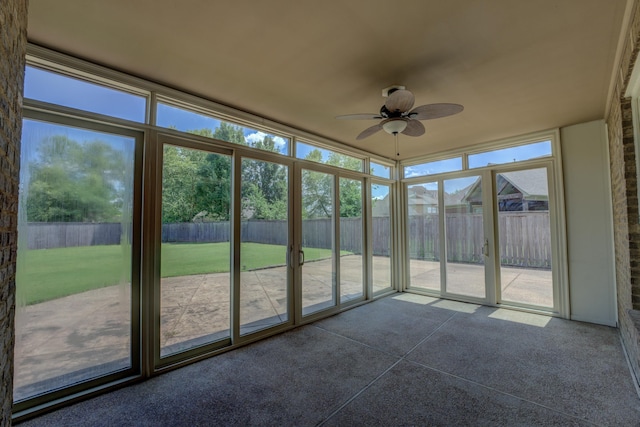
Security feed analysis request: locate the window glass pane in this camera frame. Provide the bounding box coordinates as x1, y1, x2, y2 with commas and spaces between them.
240, 158, 289, 335
468, 141, 552, 168
496, 168, 553, 308
407, 182, 440, 291
296, 142, 363, 172
404, 157, 462, 178
160, 145, 232, 357
340, 178, 363, 303
301, 169, 336, 315
15, 119, 136, 401
370, 161, 391, 179
156, 102, 289, 155
444, 176, 485, 298
372, 184, 392, 293
24, 66, 146, 122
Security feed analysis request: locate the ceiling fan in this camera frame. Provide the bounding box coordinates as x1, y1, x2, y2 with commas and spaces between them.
336, 86, 463, 154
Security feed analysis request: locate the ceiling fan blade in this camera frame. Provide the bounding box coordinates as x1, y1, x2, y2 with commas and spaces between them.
402, 120, 425, 137
336, 113, 383, 120
408, 103, 464, 120
385, 89, 415, 113
356, 123, 383, 140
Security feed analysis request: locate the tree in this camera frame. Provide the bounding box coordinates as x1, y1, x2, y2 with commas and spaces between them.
26, 135, 127, 222
161, 145, 206, 223
301, 149, 363, 219
301, 150, 333, 219
161, 124, 246, 223
241, 136, 288, 220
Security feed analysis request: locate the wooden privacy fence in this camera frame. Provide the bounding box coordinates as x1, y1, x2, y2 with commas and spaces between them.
25, 212, 551, 268
407, 212, 551, 268
25, 222, 123, 250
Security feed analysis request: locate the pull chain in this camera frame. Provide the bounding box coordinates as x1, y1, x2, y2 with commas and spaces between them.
395, 132, 400, 157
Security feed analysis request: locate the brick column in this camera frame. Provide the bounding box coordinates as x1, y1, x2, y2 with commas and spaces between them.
0, 0, 28, 425
606, 0, 640, 390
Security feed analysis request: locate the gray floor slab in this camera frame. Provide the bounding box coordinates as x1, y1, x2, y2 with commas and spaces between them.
324, 360, 592, 427
314, 294, 459, 357
17, 294, 640, 426
405, 305, 640, 426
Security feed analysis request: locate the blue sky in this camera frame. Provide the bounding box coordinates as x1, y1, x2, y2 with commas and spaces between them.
25, 66, 290, 155
404, 140, 552, 180
25, 66, 146, 122
156, 103, 289, 155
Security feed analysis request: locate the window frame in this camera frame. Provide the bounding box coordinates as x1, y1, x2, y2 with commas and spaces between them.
14, 108, 145, 415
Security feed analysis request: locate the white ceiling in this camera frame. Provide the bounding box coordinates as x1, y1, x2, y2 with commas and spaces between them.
26, 0, 628, 160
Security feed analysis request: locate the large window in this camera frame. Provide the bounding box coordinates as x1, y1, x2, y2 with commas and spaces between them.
156, 102, 290, 155
296, 141, 363, 172
371, 183, 392, 293
24, 65, 147, 122
404, 157, 462, 178
370, 161, 391, 179
468, 140, 551, 168
15, 117, 141, 404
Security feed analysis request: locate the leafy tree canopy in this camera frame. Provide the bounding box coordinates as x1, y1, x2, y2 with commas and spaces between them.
26, 125, 363, 225
26, 135, 127, 222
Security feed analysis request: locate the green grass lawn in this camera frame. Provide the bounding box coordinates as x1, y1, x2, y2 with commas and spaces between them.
17, 242, 338, 305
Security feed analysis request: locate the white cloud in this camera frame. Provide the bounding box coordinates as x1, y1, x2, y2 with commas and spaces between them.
404, 170, 423, 178
245, 131, 287, 148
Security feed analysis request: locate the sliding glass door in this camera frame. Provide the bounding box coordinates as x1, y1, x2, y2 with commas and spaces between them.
406, 164, 557, 311
371, 183, 393, 294
239, 157, 291, 335
297, 164, 366, 319
299, 168, 337, 316
443, 175, 486, 299
407, 182, 441, 292
159, 143, 233, 357
495, 167, 553, 308
339, 177, 364, 303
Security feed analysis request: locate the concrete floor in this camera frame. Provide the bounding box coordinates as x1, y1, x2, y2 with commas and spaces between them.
17, 293, 640, 426
13, 256, 554, 402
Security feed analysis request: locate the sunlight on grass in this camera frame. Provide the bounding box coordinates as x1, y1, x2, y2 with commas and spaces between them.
17, 243, 338, 305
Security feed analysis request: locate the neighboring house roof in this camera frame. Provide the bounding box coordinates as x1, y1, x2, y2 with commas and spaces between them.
408, 186, 438, 205
375, 171, 547, 217
498, 169, 548, 198
462, 169, 548, 204
444, 183, 474, 206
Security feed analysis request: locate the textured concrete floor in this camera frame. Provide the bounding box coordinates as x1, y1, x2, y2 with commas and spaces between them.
17, 294, 640, 426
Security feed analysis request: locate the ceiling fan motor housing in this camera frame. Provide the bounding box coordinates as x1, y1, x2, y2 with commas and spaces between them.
382, 85, 406, 97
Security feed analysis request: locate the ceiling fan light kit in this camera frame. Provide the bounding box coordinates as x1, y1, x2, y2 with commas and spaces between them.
336, 87, 464, 156
382, 119, 407, 135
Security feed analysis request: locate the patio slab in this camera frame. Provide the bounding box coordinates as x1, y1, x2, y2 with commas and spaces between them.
13, 256, 552, 402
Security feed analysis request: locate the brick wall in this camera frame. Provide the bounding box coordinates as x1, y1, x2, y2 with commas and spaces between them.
606, 0, 640, 387
0, 0, 28, 425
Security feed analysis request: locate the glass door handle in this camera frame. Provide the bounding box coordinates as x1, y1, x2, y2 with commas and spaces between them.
299, 249, 305, 266
483, 239, 489, 257
287, 245, 293, 268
